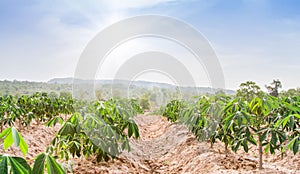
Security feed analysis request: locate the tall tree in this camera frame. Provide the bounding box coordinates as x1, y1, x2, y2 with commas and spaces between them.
236, 81, 262, 101
266, 79, 282, 97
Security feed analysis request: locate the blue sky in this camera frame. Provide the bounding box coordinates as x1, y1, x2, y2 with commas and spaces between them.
0, 0, 299, 90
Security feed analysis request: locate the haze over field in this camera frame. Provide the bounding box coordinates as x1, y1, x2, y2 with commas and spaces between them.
0, 0, 299, 90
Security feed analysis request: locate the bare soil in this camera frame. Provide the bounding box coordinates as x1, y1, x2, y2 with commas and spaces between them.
1, 115, 300, 173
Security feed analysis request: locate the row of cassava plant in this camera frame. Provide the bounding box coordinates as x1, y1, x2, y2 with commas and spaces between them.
163, 88, 300, 170
1, 93, 143, 173
0, 92, 74, 131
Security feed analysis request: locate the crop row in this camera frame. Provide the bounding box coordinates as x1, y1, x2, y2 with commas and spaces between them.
0, 93, 143, 174
163, 94, 300, 169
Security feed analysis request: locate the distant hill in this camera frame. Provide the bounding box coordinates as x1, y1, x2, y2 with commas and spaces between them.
47, 77, 235, 95
48, 78, 74, 84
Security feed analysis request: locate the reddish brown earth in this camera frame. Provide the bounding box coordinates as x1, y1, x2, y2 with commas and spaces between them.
1, 115, 300, 174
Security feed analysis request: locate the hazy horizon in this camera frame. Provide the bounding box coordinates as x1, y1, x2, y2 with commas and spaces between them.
0, 76, 293, 92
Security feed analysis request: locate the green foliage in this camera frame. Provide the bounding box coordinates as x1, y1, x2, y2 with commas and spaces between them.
162, 100, 185, 122
0, 93, 142, 172
3, 84, 300, 171
0, 127, 28, 156
59, 91, 72, 100
0, 126, 65, 174
236, 81, 263, 101
280, 88, 300, 97
140, 95, 150, 110
129, 99, 144, 114
0, 155, 32, 174
0, 153, 65, 174
182, 95, 229, 143
0, 92, 73, 173
162, 86, 300, 170
223, 95, 283, 169
0, 95, 20, 131
49, 98, 141, 162
45, 116, 64, 127
0, 92, 74, 129
32, 153, 65, 174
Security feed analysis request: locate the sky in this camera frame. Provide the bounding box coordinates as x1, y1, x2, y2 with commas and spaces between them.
0, 0, 300, 90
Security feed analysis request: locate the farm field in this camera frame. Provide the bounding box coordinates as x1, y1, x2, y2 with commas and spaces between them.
1, 1, 300, 173
1, 80, 300, 174
2, 80, 300, 174
1, 113, 300, 173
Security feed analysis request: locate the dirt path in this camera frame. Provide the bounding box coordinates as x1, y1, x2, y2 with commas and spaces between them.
1, 115, 300, 173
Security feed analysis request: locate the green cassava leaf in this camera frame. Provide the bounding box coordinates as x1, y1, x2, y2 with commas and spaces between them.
11, 127, 20, 147
243, 139, 249, 152
12, 157, 31, 174
292, 139, 299, 155
0, 155, 8, 174
32, 153, 46, 174
19, 135, 28, 157
58, 122, 76, 136
8, 156, 30, 174
0, 127, 11, 139
127, 123, 133, 138
3, 130, 14, 150
46, 154, 65, 174
46, 116, 64, 127
133, 122, 140, 139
